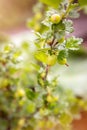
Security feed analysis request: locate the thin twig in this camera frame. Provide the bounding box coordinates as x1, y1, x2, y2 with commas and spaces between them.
44, 65, 50, 81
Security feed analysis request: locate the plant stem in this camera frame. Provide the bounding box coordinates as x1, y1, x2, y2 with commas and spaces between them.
44, 65, 50, 81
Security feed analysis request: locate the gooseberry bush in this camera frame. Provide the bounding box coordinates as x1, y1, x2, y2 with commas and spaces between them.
0, 0, 87, 130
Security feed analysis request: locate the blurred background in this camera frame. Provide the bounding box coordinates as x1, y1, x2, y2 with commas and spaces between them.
0, 0, 36, 33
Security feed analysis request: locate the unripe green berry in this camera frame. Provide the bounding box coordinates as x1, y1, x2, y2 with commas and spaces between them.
50, 14, 61, 24
46, 95, 53, 103
47, 55, 57, 66
58, 58, 67, 65
46, 95, 59, 103
40, 72, 46, 78
18, 118, 25, 126
15, 89, 25, 98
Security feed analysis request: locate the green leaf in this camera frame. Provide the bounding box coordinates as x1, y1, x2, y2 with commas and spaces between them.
42, 18, 51, 27
63, 20, 74, 33
26, 88, 38, 101
57, 50, 68, 65
13, 51, 21, 59
58, 50, 68, 60
34, 51, 48, 63
69, 10, 80, 19
68, 3, 80, 18
26, 102, 36, 113
35, 32, 42, 38
39, 0, 62, 8
66, 36, 83, 50
4, 44, 12, 53
59, 112, 72, 125
9, 67, 18, 75
78, 0, 87, 6
52, 22, 65, 40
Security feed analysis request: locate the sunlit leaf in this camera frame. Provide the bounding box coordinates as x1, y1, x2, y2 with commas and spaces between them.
39, 0, 62, 8
78, 0, 87, 6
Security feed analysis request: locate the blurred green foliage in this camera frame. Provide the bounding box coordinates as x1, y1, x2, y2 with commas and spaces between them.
79, 0, 87, 6
39, 0, 62, 8
39, 0, 87, 7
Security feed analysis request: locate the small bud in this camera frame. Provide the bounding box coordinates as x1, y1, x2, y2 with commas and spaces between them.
50, 14, 61, 24
58, 58, 67, 65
